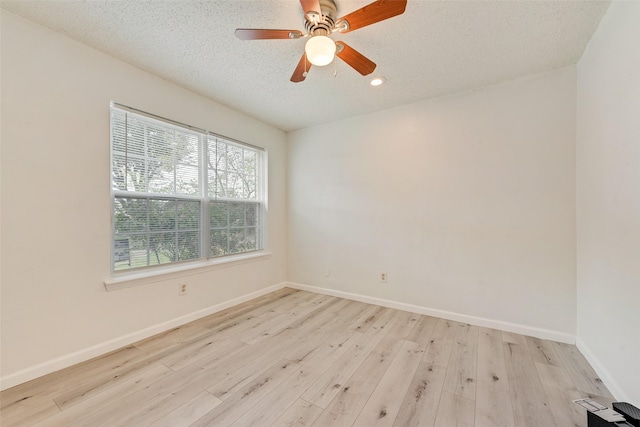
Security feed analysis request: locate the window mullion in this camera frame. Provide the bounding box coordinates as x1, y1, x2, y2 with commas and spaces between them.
201, 134, 210, 259
174, 202, 178, 263
146, 198, 151, 267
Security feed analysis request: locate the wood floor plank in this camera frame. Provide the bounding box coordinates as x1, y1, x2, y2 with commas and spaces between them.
186, 288, 300, 332
265, 296, 345, 343
0, 397, 60, 427
1, 344, 143, 413
503, 333, 556, 427
553, 342, 612, 397
405, 315, 439, 349
54, 312, 252, 410
67, 320, 300, 426
238, 294, 334, 345
536, 359, 615, 427
51, 323, 239, 413
390, 309, 421, 340
193, 287, 299, 325
133, 324, 210, 354
284, 328, 356, 366
190, 359, 299, 426
51, 345, 173, 411
205, 338, 298, 401
70, 363, 223, 426
324, 295, 361, 315
32, 364, 174, 427
149, 391, 221, 427
203, 291, 320, 340
311, 332, 405, 427
230, 331, 362, 426
207, 300, 354, 400
443, 323, 479, 400
301, 308, 395, 408
348, 304, 387, 332
525, 336, 562, 367
196, 289, 311, 335
162, 336, 248, 371
535, 362, 586, 427
270, 399, 323, 427
282, 301, 384, 365
393, 361, 447, 427
352, 340, 424, 427
475, 327, 515, 427
191, 288, 301, 328
422, 318, 459, 367
434, 391, 475, 427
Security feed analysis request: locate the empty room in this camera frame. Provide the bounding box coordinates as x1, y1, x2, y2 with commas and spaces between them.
1, 0, 638, 426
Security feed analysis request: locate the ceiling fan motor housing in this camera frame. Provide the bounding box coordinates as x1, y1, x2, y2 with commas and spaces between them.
305, 0, 338, 36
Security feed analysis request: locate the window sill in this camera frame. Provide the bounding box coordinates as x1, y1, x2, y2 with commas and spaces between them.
104, 251, 272, 292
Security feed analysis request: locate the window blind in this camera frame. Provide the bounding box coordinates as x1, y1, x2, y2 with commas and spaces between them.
110, 103, 265, 271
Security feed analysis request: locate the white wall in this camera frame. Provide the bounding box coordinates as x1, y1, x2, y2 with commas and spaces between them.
576, 1, 640, 404
287, 67, 577, 339
0, 11, 287, 388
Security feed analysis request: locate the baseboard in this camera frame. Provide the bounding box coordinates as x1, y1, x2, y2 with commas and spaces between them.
285, 282, 576, 345
576, 337, 630, 402
0, 282, 287, 391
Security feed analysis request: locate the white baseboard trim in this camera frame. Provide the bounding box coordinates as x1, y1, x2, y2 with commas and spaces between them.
0, 282, 287, 391
285, 282, 576, 345
576, 337, 630, 402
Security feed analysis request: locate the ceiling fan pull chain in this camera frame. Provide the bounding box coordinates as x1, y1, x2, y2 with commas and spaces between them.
334, 56, 337, 77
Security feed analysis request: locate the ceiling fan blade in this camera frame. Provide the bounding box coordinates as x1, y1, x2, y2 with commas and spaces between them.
335, 0, 407, 33
235, 29, 303, 40
300, 0, 322, 20
335, 42, 376, 76
291, 53, 312, 83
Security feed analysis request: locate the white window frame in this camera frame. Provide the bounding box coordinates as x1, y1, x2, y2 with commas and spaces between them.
108, 102, 268, 283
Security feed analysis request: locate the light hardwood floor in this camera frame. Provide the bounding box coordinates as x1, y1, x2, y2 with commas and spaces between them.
0, 288, 614, 426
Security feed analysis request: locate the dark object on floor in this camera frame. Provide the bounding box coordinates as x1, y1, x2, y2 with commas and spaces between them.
587, 410, 631, 426
587, 402, 640, 427
613, 402, 640, 427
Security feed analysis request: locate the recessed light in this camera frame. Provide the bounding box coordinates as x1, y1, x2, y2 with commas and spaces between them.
370, 76, 386, 87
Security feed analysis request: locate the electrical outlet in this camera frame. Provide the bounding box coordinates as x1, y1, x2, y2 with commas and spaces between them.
179, 283, 188, 296
324, 268, 331, 278
380, 272, 388, 283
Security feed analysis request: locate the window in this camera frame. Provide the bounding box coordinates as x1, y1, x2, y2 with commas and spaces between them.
110, 103, 266, 272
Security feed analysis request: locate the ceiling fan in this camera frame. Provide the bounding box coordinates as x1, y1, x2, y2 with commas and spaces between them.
235, 0, 407, 82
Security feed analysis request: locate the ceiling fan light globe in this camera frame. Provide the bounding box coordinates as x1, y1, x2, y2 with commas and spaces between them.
305, 35, 336, 66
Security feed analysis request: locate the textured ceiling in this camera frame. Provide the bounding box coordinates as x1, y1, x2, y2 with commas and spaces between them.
1, 0, 610, 131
